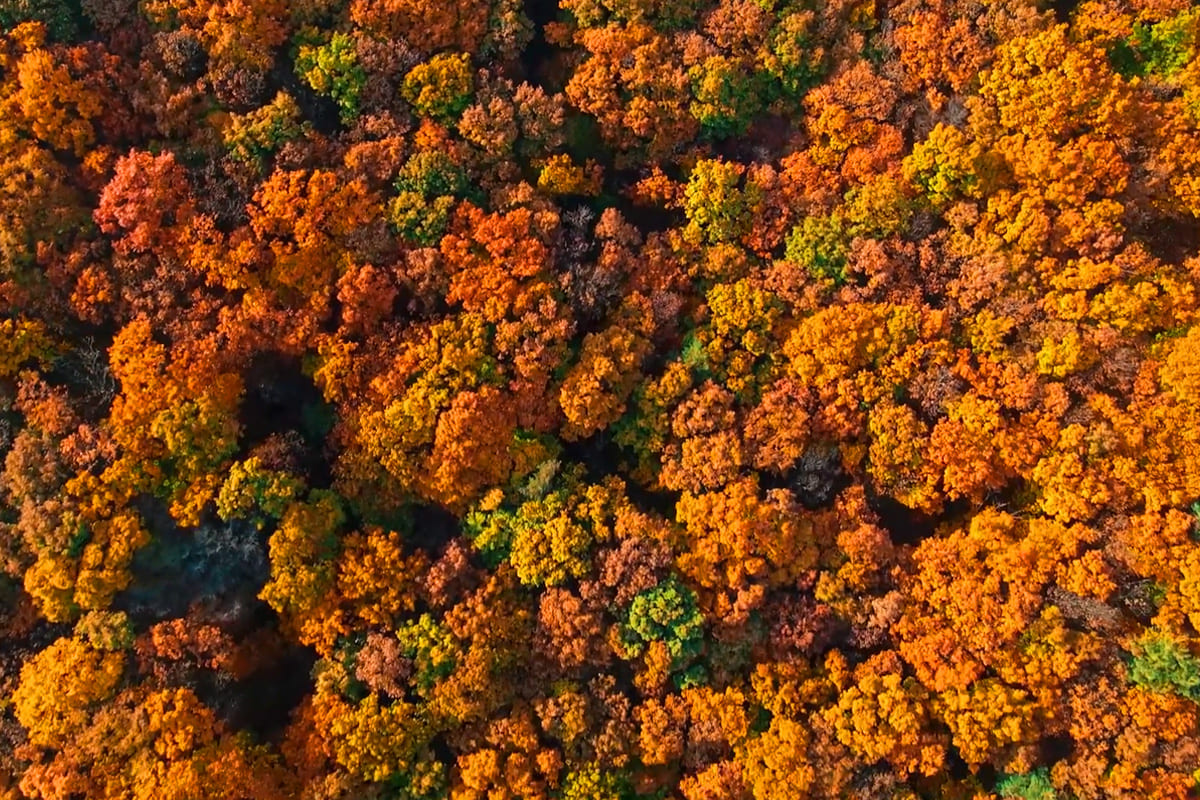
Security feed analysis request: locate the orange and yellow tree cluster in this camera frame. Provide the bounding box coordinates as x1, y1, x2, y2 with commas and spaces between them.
3, 0, 1200, 797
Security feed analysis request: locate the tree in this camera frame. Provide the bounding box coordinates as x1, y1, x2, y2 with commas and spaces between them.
439, 203, 557, 323
0, 317, 55, 376
659, 380, 747, 492
349, 0, 530, 58
866, 399, 941, 514
674, 477, 819, 617
560, 0, 707, 30
782, 301, 943, 442
424, 386, 519, 510
903, 123, 992, 210
402, 52, 474, 123
0, 0, 81, 41
0, 125, 86, 280
296, 34, 366, 124
428, 569, 534, 725
757, 7, 826, 103
94, 149, 195, 258
970, 24, 1138, 146
258, 491, 344, 653
22, 487, 151, 621
222, 91, 306, 166
105, 321, 243, 524
11, 636, 124, 749
565, 23, 697, 162
347, 314, 522, 511
559, 295, 654, 440
801, 61, 901, 183
682, 159, 763, 245
140, 0, 291, 71
535, 586, 609, 670
216, 457, 305, 528
247, 167, 381, 304
311, 691, 433, 784
450, 706, 563, 799
1126, 630, 1200, 703
935, 678, 1042, 770
783, 213, 851, 284
337, 527, 429, 630
617, 574, 706, 681
894, 509, 1100, 694
3, 37, 102, 156
738, 717, 818, 799
396, 613, 461, 695
469, 472, 626, 587
822, 664, 947, 777
889, 3, 989, 107
688, 55, 765, 139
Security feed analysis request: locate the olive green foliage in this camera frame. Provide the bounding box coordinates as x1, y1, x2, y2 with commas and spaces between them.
0, 0, 79, 40
620, 575, 705, 669
560, 764, 630, 800
387, 192, 456, 247
842, 176, 914, 238
902, 123, 997, 210
74, 610, 135, 651
784, 214, 850, 284
216, 457, 305, 528
1127, 631, 1200, 702
995, 768, 1058, 800
462, 505, 515, 568
395, 150, 470, 198
1111, 9, 1200, 77
679, 332, 713, 378
761, 9, 826, 100
395, 614, 460, 692
682, 159, 762, 245
388, 148, 473, 246
689, 55, 765, 139
296, 32, 366, 123
224, 92, 306, 165
402, 52, 474, 122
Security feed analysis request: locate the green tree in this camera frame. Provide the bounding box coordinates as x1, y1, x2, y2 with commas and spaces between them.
1111, 9, 1200, 77
402, 52, 474, 122
259, 491, 345, 620
784, 214, 850, 284
682, 158, 762, 245
296, 32, 366, 123
689, 55, 764, 139
387, 150, 473, 246
760, 9, 826, 101
1127, 630, 1200, 702
0, 0, 80, 40
395, 614, 461, 693
216, 457, 306, 528
559, 764, 629, 800
620, 575, 705, 671
995, 768, 1058, 800
223, 91, 306, 165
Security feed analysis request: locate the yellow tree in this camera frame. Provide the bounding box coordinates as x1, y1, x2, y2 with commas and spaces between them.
673, 477, 819, 618
822, 659, 947, 778
2, 29, 102, 156
559, 295, 654, 441
104, 321, 242, 524
11, 636, 124, 750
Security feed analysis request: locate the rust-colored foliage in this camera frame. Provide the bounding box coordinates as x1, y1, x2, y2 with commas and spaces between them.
5, 0, 1200, 797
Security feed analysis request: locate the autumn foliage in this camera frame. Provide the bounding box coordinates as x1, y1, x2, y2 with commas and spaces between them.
3, 0, 1200, 797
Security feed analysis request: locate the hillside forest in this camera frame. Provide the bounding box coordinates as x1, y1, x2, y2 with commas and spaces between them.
2, 0, 1200, 797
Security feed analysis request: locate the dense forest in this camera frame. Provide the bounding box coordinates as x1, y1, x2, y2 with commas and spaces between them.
1, 0, 1200, 796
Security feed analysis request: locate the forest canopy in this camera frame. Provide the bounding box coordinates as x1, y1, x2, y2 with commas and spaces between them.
1, 0, 1200, 797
